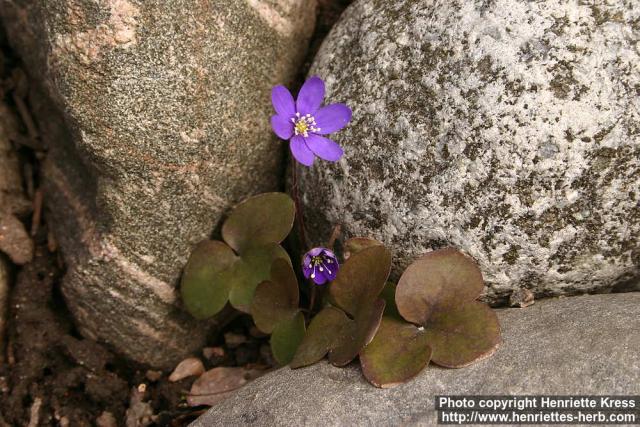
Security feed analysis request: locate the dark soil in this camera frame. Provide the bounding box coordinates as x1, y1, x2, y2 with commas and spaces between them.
0, 233, 275, 426
0, 2, 353, 426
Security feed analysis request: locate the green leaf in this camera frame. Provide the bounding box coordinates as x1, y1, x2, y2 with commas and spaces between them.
395, 248, 484, 325
180, 240, 238, 319
380, 282, 401, 320
270, 311, 306, 365
343, 237, 383, 259
227, 244, 291, 313
328, 298, 385, 367
290, 306, 350, 369
329, 245, 391, 316
360, 317, 432, 388
251, 259, 299, 334
395, 248, 501, 368
423, 301, 501, 368
222, 192, 295, 254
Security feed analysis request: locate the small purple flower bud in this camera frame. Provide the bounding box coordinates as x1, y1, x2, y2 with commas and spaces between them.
302, 247, 339, 285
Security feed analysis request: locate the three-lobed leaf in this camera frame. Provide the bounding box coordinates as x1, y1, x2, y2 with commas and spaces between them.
290, 306, 350, 368
270, 311, 306, 365
329, 245, 391, 316
222, 192, 295, 254
395, 248, 501, 368
360, 317, 432, 388
227, 243, 291, 313
422, 301, 500, 368
181, 192, 295, 319
251, 259, 299, 333
180, 241, 238, 319
328, 298, 386, 367
292, 245, 392, 368
343, 237, 382, 259
395, 248, 484, 325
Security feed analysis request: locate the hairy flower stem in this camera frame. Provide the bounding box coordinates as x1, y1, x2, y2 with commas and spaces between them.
290, 164, 316, 315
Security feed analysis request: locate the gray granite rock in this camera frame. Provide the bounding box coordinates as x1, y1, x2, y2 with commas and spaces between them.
0, 0, 316, 367
299, 0, 640, 304
193, 293, 640, 426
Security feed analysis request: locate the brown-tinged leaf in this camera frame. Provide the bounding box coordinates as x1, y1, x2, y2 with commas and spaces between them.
343, 237, 382, 259
187, 367, 265, 407
180, 240, 238, 319
395, 248, 501, 369
424, 301, 501, 368
395, 248, 484, 325
270, 311, 306, 365
251, 259, 299, 334
328, 298, 386, 367
168, 357, 205, 382
221, 192, 295, 254
329, 245, 391, 316
227, 243, 291, 313
360, 317, 432, 388
290, 306, 350, 368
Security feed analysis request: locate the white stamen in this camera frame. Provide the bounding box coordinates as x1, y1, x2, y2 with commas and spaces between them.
293, 112, 320, 136
321, 262, 332, 275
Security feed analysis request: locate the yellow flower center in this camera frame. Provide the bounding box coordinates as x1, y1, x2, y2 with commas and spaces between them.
292, 112, 320, 137
295, 120, 308, 135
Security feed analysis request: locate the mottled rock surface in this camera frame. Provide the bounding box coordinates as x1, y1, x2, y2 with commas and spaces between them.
193, 293, 640, 426
1, 0, 316, 367
0, 96, 32, 265
300, 0, 639, 304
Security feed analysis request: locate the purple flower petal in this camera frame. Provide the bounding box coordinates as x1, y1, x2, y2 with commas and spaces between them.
271, 115, 294, 139
313, 272, 329, 285
290, 135, 315, 166
325, 267, 337, 281
302, 264, 312, 279
314, 103, 352, 134
305, 134, 343, 162
271, 85, 296, 118
308, 247, 324, 257
296, 76, 325, 115
322, 248, 336, 258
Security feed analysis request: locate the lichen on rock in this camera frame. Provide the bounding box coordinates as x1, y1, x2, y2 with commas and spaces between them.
301, 0, 639, 304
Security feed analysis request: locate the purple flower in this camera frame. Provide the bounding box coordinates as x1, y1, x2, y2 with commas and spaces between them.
302, 247, 339, 285
271, 76, 352, 167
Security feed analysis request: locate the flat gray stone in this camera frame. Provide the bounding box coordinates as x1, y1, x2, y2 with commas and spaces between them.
1, 0, 316, 367
193, 293, 640, 426
299, 0, 640, 304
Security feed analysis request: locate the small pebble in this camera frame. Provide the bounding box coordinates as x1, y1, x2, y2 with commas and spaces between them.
169, 357, 205, 382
